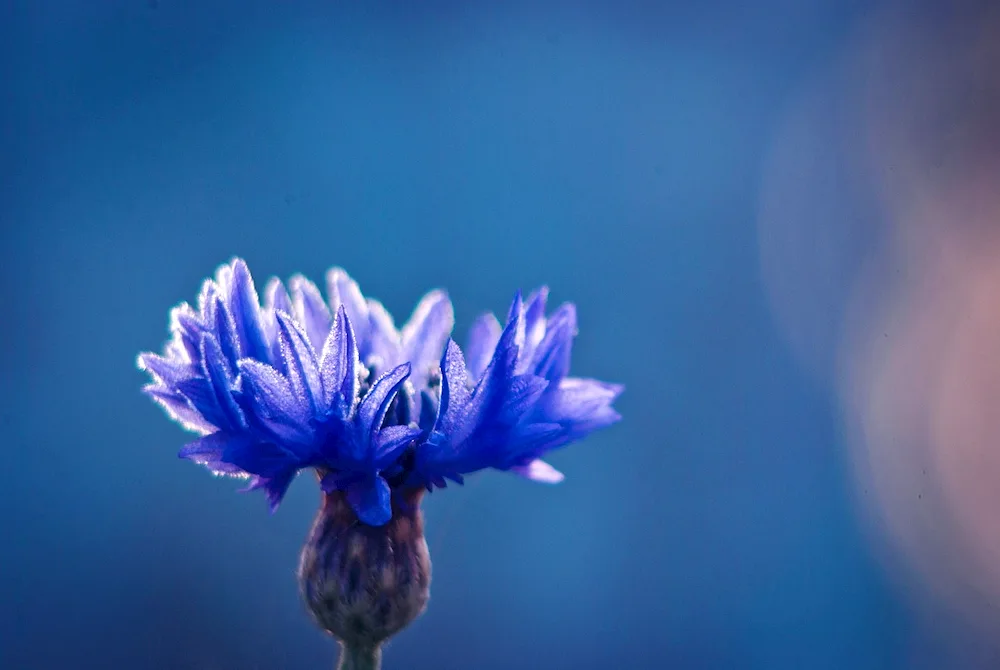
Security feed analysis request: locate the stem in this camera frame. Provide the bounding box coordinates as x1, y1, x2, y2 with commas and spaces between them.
337, 643, 382, 670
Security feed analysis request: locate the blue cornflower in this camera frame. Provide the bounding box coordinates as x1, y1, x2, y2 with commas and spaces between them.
139, 258, 622, 526
139, 258, 622, 668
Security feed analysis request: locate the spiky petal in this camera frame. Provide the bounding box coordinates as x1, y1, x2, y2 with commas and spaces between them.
139, 259, 621, 523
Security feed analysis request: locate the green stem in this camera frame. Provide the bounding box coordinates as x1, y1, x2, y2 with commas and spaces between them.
337, 644, 382, 670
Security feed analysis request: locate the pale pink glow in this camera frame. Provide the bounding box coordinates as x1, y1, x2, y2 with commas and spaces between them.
757, 2, 1000, 641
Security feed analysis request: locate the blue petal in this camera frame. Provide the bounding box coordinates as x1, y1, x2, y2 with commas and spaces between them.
365, 299, 401, 371
264, 277, 293, 317
290, 274, 332, 352
178, 432, 250, 476
546, 378, 623, 418
356, 363, 411, 441
243, 470, 298, 512
170, 302, 203, 335
263, 278, 292, 370
436, 340, 471, 436
200, 333, 245, 430
168, 303, 204, 361
418, 390, 438, 431
346, 475, 392, 526
263, 471, 297, 512
237, 359, 313, 445
539, 377, 623, 443
401, 290, 454, 390
207, 296, 242, 369
221, 437, 299, 479
507, 291, 526, 352
144, 385, 214, 434
520, 286, 550, 367
137, 352, 198, 388
319, 306, 360, 415
174, 376, 229, 430
227, 259, 270, 362
465, 312, 523, 424
374, 424, 421, 466
502, 421, 564, 464
531, 303, 576, 382
465, 313, 502, 382
497, 375, 549, 426
416, 312, 558, 484
413, 342, 487, 482
326, 268, 370, 351
196, 276, 218, 317
213, 261, 234, 294
143, 261, 623, 523
319, 470, 364, 493
275, 311, 322, 414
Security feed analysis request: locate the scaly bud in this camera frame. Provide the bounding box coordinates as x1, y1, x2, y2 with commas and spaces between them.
298, 488, 431, 670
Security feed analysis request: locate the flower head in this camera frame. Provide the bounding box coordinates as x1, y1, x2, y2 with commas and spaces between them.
139, 258, 622, 526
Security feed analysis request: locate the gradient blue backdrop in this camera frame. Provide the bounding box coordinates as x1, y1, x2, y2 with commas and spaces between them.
0, 2, 921, 668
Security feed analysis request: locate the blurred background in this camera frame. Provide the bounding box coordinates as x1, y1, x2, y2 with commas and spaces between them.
2, 1, 1000, 668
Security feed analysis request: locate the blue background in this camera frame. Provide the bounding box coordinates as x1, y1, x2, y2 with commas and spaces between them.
0, 2, 949, 668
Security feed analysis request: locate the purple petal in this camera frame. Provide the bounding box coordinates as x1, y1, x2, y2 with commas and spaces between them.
346, 476, 392, 526
290, 275, 332, 351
